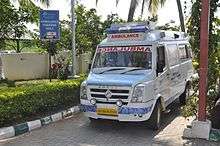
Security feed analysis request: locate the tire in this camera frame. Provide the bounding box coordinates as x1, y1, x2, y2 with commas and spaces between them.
148, 101, 162, 130
179, 84, 190, 106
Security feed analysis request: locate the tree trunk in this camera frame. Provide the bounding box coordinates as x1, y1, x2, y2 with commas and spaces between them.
16, 39, 21, 53
127, 0, 138, 22
176, 0, 185, 32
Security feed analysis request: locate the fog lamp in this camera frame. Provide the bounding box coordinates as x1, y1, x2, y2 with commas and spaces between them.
116, 100, 123, 107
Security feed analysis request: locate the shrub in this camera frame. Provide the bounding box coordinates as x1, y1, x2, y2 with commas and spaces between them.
0, 76, 85, 127
0, 79, 15, 87
181, 77, 219, 120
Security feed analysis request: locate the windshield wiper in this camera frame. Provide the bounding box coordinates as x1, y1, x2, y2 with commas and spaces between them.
121, 68, 145, 74
99, 68, 126, 74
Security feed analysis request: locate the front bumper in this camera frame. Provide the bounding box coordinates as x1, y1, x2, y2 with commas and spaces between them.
80, 99, 155, 122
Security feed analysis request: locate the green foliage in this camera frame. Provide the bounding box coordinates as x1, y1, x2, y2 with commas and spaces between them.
0, 0, 40, 52
96, 0, 166, 21
0, 79, 15, 87
75, 5, 103, 54
181, 96, 199, 118
157, 23, 180, 31
18, 0, 41, 23
181, 78, 199, 117
183, 0, 220, 117
102, 14, 125, 34
57, 5, 103, 54
56, 5, 125, 55
57, 20, 72, 51
57, 63, 70, 80
0, 76, 85, 127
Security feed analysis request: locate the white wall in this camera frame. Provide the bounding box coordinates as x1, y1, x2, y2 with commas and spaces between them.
0, 52, 92, 80
0, 53, 49, 80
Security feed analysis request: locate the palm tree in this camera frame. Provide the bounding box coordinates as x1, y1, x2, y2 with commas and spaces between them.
96, 0, 185, 32
127, 0, 166, 22
176, 0, 185, 32
17, 0, 50, 7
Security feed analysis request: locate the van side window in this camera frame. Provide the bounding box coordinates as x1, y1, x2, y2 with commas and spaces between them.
157, 46, 166, 73
167, 44, 179, 66
178, 44, 192, 60
186, 45, 193, 58
178, 45, 188, 59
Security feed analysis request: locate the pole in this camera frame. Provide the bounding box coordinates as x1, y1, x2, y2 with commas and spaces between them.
49, 41, 52, 82
71, 0, 77, 77
198, 0, 210, 121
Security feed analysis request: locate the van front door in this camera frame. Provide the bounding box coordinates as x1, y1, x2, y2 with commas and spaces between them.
156, 45, 171, 104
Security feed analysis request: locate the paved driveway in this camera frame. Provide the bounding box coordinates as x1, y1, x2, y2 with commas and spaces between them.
0, 102, 219, 146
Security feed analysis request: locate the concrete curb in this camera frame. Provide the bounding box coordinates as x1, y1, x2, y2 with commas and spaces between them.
0, 106, 80, 140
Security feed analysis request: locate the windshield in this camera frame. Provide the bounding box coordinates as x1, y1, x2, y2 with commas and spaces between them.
93, 46, 152, 69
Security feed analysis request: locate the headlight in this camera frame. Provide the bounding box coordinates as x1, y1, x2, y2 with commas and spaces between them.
80, 83, 87, 99
131, 84, 145, 103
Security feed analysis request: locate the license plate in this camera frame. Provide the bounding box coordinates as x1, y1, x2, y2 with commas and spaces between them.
96, 108, 118, 116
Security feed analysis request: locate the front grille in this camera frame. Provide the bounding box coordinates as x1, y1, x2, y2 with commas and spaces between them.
91, 94, 128, 99
90, 89, 129, 94
90, 89, 107, 92
89, 87, 130, 100
110, 89, 129, 94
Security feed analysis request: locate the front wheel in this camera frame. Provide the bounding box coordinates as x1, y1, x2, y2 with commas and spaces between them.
147, 101, 162, 130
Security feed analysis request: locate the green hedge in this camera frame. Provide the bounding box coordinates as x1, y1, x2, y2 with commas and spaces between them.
0, 77, 85, 127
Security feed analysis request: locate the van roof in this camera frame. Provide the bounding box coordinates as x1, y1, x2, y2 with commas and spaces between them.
99, 22, 188, 46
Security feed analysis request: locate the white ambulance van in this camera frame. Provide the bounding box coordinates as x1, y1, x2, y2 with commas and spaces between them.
80, 22, 193, 129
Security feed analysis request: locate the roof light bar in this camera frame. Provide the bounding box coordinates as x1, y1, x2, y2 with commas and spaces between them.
106, 22, 150, 34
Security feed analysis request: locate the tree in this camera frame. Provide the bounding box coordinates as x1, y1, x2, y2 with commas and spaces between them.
0, 0, 46, 52
56, 5, 103, 55
157, 22, 179, 31
127, 0, 185, 32
0, 0, 33, 52
102, 14, 125, 36
96, 0, 185, 32
0, 0, 15, 48
17, 0, 50, 7
176, 0, 185, 32
182, 0, 220, 117
55, 5, 126, 56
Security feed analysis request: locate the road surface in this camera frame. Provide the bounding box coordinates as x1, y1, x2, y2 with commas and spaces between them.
0, 102, 219, 146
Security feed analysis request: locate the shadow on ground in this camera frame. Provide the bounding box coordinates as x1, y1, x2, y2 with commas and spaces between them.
86, 100, 183, 146
87, 100, 220, 146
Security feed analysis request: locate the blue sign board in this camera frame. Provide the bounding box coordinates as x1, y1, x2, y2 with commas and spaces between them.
40, 10, 60, 40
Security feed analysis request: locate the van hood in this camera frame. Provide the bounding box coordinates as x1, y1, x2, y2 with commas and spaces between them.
86, 73, 152, 87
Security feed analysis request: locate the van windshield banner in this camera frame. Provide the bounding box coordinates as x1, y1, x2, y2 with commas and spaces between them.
97, 46, 151, 53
